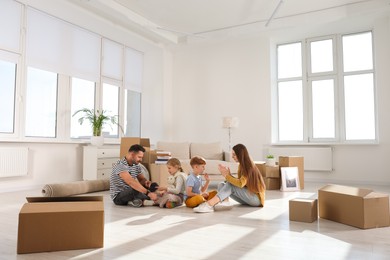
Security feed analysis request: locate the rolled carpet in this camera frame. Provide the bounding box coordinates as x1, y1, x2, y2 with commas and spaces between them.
42, 179, 110, 197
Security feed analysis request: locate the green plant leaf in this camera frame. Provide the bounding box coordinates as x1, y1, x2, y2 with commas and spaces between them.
72, 108, 122, 136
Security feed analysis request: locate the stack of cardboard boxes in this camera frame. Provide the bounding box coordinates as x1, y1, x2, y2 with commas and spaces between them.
255, 156, 304, 191
256, 162, 280, 190
279, 156, 304, 189
119, 137, 157, 172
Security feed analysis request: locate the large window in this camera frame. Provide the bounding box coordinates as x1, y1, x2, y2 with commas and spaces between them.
0, 3, 144, 143
70, 77, 95, 138
102, 82, 120, 137
124, 90, 141, 136
276, 31, 376, 143
0, 60, 16, 133
342, 32, 375, 140
25, 67, 58, 138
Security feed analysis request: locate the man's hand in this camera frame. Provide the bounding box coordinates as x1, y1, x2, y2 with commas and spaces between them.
145, 180, 151, 188
148, 192, 158, 201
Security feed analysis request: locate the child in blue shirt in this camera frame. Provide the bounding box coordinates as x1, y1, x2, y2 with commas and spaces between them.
184, 156, 217, 208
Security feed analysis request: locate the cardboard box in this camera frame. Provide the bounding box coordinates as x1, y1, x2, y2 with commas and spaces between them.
318, 184, 390, 229
289, 198, 318, 223
17, 196, 104, 254
279, 156, 304, 189
120, 138, 156, 170
150, 163, 169, 187
256, 163, 280, 178
265, 177, 280, 190
120, 137, 150, 158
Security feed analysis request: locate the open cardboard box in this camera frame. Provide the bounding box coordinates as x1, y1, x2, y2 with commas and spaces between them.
17, 196, 104, 254
319, 184, 389, 229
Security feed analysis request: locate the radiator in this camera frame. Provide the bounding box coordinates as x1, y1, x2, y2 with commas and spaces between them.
0, 147, 29, 177
266, 146, 333, 172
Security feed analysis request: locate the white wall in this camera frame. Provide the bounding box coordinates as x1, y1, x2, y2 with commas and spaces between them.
171, 37, 271, 155
170, 12, 390, 185
0, 143, 83, 192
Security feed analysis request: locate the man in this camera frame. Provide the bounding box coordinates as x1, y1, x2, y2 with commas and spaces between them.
110, 144, 158, 207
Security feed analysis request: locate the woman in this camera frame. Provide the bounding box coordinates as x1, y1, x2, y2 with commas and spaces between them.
193, 143, 265, 213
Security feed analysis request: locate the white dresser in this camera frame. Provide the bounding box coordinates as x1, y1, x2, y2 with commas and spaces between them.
83, 145, 120, 180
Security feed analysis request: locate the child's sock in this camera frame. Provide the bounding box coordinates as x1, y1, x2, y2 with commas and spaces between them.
165, 201, 177, 209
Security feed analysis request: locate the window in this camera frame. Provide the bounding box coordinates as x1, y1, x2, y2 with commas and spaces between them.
0, 60, 16, 133
70, 77, 95, 138
342, 32, 375, 141
25, 67, 58, 138
0, 4, 144, 143
102, 82, 120, 137
276, 31, 376, 143
124, 90, 141, 136
278, 80, 303, 141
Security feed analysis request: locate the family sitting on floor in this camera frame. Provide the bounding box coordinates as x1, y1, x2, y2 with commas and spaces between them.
110, 143, 265, 213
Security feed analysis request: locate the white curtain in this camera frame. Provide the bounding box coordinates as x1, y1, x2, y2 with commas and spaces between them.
26, 8, 101, 82
125, 47, 143, 93
0, 0, 22, 53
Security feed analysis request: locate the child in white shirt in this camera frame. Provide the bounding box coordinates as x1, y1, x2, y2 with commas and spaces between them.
156, 158, 187, 208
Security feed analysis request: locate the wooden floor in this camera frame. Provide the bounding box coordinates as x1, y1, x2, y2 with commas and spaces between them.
2, 182, 390, 260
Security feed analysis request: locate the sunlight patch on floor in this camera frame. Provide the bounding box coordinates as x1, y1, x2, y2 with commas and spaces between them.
104, 213, 195, 242
239, 205, 286, 220
117, 223, 254, 259
239, 191, 316, 220
242, 229, 352, 259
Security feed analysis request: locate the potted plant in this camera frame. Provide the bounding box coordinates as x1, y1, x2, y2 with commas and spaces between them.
72, 108, 120, 146
266, 154, 276, 166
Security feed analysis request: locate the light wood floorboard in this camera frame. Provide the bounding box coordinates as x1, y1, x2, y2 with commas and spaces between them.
1, 182, 390, 260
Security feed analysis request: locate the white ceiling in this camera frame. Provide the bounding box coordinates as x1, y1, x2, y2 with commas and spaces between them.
69, 0, 389, 44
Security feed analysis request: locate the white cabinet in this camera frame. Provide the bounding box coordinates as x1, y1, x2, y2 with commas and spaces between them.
83, 145, 120, 180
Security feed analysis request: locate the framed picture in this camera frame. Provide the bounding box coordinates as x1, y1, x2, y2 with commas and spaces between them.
280, 167, 300, 191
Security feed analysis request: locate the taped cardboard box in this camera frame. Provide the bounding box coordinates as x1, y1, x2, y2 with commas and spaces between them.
257, 163, 280, 178
265, 178, 280, 190
289, 198, 318, 223
318, 184, 389, 229
17, 196, 104, 254
279, 156, 304, 189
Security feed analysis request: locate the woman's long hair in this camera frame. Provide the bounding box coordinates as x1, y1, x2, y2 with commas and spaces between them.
233, 144, 266, 192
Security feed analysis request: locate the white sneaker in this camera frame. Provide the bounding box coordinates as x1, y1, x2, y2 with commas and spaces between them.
193, 202, 214, 213
214, 201, 233, 211
143, 200, 155, 206
128, 199, 143, 207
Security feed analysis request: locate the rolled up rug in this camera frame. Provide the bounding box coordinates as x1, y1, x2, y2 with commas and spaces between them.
42, 179, 110, 197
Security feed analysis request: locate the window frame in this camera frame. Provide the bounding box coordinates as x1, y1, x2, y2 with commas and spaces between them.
0, 4, 144, 144
0, 52, 21, 138
274, 31, 377, 145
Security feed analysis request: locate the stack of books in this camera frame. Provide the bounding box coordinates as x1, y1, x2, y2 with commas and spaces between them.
155, 150, 171, 164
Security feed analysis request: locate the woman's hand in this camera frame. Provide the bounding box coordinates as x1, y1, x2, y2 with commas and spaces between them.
218, 164, 230, 178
